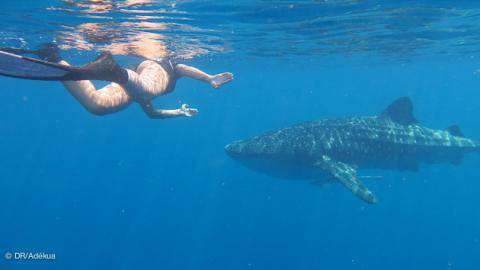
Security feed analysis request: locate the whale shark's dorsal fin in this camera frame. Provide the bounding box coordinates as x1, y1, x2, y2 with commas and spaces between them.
379, 97, 417, 125
314, 155, 377, 204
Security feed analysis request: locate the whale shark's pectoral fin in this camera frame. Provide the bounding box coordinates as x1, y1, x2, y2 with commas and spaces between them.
314, 155, 377, 204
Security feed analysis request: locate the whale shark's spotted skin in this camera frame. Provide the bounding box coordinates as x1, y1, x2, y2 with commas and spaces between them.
233, 117, 478, 164
226, 97, 480, 204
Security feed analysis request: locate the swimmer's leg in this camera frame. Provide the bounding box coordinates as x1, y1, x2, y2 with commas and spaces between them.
1, 44, 132, 115
140, 102, 198, 119
0, 45, 129, 84
174, 64, 234, 89
59, 60, 133, 115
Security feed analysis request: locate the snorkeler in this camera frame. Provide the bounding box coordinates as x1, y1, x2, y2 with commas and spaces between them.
0, 44, 233, 118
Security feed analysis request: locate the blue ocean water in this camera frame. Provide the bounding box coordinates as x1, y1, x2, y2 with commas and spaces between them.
1, 1, 480, 269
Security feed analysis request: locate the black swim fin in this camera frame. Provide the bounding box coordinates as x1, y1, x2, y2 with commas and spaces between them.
72, 52, 128, 84
0, 47, 36, 55
0, 50, 127, 84
0, 43, 62, 63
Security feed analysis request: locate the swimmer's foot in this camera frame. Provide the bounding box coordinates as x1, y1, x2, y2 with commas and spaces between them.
209, 72, 234, 89
0, 45, 127, 83
72, 52, 128, 84
179, 104, 199, 117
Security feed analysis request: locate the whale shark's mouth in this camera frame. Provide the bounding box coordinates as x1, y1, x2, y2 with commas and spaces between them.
225, 141, 323, 180
224, 143, 234, 152
225, 140, 251, 157
226, 152, 323, 180
224, 142, 238, 156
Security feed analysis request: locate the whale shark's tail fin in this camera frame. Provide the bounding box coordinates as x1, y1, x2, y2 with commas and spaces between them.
446, 124, 480, 155
447, 125, 464, 137
447, 125, 465, 164
0, 49, 127, 84
314, 155, 377, 204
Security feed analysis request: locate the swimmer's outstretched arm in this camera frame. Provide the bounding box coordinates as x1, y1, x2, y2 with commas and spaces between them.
140, 102, 198, 119
175, 64, 234, 89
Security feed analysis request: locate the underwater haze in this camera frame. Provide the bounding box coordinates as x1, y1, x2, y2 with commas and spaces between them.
1, 0, 480, 269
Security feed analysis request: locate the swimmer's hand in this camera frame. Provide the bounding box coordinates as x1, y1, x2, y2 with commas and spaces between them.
209, 72, 234, 88
179, 104, 198, 117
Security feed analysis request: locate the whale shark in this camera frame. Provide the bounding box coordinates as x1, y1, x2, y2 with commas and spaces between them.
225, 97, 480, 204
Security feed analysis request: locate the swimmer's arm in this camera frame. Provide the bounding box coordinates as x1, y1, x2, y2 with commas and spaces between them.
140, 102, 198, 119
175, 64, 212, 82
175, 64, 234, 89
